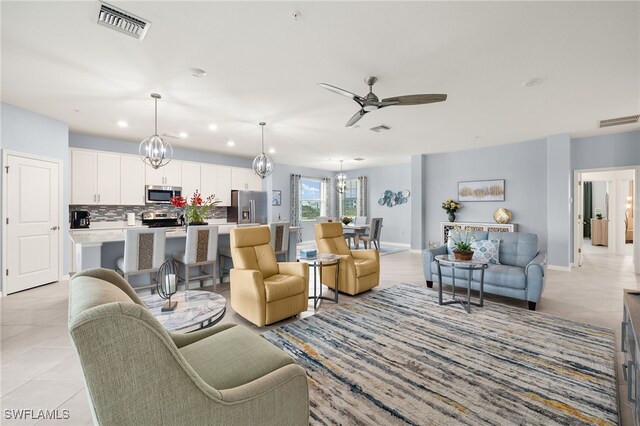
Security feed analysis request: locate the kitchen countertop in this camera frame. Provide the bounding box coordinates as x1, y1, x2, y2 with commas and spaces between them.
69, 222, 301, 246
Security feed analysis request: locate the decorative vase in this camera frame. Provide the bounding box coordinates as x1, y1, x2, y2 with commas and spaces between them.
453, 250, 473, 261
448, 212, 456, 222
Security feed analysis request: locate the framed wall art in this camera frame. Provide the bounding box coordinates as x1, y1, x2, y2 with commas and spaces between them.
272, 190, 282, 206
458, 179, 505, 202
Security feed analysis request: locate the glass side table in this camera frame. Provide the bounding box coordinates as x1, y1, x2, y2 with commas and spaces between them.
298, 253, 341, 308
434, 254, 488, 313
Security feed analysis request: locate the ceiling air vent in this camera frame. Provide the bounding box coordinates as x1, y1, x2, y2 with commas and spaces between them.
97, 2, 151, 40
370, 124, 391, 133
599, 115, 639, 128
353, 158, 365, 161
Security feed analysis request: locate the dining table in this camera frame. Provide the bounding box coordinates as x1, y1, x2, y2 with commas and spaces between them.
342, 224, 370, 249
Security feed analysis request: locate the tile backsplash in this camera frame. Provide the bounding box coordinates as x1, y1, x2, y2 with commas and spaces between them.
70, 205, 227, 222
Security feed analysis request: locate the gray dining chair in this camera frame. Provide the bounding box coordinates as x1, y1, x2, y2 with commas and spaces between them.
115, 228, 167, 291
359, 217, 383, 251
173, 225, 219, 291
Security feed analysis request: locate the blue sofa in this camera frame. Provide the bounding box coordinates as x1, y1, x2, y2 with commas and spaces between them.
423, 231, 547, 310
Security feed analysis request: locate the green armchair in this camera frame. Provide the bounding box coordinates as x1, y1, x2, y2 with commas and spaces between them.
68, 268, 309, 426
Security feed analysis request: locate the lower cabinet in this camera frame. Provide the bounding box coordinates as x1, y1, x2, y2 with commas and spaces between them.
623, 291, 640, 425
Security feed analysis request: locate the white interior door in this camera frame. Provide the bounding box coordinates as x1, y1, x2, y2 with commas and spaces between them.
6, 154, 60, 293
576, 175, 584, 266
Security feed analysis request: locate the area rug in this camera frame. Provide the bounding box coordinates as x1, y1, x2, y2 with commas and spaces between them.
263, 284, 618, 425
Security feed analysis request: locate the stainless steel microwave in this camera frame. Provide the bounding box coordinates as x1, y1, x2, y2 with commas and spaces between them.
145, 185, 182, 204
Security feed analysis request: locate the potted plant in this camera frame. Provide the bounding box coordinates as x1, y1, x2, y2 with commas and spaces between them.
442, 199, 462, 222
449, 225, 475, 261
341, 216, 352, 225
170, 190, 220, 226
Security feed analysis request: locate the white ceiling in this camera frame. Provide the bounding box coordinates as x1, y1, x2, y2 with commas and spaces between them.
1, 1, 638, 170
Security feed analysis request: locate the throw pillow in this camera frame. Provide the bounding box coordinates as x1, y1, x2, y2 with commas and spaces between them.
472, 239, 500, 264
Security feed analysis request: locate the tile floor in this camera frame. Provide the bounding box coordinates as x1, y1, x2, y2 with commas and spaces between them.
1, 249, 639, 425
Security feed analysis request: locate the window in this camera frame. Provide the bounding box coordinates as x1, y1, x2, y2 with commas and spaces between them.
300, 178, 322, 220
342, 179, 357, 217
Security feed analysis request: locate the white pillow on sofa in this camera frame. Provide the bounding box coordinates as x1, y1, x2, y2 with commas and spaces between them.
472, 239, 500, 264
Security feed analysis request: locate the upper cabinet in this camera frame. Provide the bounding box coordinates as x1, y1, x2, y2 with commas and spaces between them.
145, 161, 182, 187
120, 155, 145, 205
231, 167, 262, 191
216, 167, 232, 206
71, 149, 121, 205
181, 162, 201, 199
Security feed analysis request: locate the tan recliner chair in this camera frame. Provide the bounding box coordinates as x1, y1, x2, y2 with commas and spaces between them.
315, 222, 380, 295
230, 226, 309, 326
69, 268, 309, 426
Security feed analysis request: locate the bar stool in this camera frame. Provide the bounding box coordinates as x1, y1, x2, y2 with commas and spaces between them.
115, 228, 166, 292
269, 222, 290, 261
173, 225, 219, 291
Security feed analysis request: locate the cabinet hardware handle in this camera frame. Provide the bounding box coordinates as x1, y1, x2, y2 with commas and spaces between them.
98, 194, 101, 203
94, 194, 97, 202
50, 226, 59, 231
623, 362, 629, 381
622, 321, 628, 353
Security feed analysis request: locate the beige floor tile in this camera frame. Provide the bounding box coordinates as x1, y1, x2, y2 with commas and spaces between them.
37, 356, 84, 381
1, 378, 30, 398
1, 347, 76, 379
1, 326, 71, 363
1, 326, 34, 341
35, 391, 93, 426
0, 380, 84, 426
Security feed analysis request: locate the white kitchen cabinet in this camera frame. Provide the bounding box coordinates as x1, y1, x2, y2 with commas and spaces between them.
216, 166, 232, 206
181, 162, 201, 199
71, 149, 121, 205
200, 165, 217, 201
96, 152, 120, 204
231, 167, 262, 191
120, 155, 145, 205
145, 161, 182, 186
71, 150, 98, 205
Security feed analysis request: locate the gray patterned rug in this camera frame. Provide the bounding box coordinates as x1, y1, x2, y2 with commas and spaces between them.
263, 284, 618, 425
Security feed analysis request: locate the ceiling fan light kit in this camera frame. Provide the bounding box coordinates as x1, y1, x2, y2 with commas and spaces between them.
252, 122, 274, 179
139, 93, 173, 170
318, 76, 447, 127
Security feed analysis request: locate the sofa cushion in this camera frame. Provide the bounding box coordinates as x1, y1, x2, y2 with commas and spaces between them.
474, 264, 526, 289
179, 325, 293, 390
264, 274, 306, 302
472, 239, 500, 264
490, 232, 538, 268
354, 258, 378, 277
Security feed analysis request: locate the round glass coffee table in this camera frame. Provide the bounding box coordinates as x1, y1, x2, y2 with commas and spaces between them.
142, 290, 226, 333
434, 255, 488, 313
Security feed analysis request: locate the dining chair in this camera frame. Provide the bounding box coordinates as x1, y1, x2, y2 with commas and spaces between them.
355, 216, 368, 225
115, 228, 166, 291
359, 217, 383, 251
172, 225, 219, 291
316, 216, 338, 223
269, 222, 290, 261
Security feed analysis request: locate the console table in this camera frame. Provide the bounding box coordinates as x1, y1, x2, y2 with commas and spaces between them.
440, 222, 517, 244
591, 219, 608, 246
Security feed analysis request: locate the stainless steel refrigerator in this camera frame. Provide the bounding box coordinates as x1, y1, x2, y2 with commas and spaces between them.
227, 190, 268, 224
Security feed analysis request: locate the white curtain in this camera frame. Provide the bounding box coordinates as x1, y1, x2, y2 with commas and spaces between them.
321, 178, 332, 217
290, 174, 302, 242
356, 176, 368, 217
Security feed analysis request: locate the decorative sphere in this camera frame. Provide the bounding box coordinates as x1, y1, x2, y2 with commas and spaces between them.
252, 153, 273, 179
334, 172, 347, 193
139, 135, 173, 169
493, 208, 512, 224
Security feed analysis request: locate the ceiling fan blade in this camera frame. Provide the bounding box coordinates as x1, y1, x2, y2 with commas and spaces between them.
345, 110, 367, 127
318, 83, 364, 103
381, 94, 447, 106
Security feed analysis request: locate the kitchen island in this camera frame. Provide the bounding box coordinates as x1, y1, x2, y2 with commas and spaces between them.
69, 221, 301, 280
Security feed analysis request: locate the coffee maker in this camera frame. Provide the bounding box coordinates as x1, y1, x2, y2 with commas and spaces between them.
70, 210, 90, 229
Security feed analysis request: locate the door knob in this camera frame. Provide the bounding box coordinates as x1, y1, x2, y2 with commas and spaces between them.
51, 226, 59, 231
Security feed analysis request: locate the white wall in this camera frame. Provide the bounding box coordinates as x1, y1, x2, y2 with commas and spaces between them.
589, 181, 608, 218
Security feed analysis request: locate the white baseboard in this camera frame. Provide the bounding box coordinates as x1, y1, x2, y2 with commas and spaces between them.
547, 265, 572, 272
379, 242, 410, 248
410, 249, 423, 254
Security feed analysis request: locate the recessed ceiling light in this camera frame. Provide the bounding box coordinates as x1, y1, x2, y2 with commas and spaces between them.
208, 124, 218, 131
268, 148, 276, 154
227, 140, 235, 147
117, 120, 128, 128
353, 157, 364, 161
178, 132, 188, 138
191, 68, 207, 78
523, 78, 544, 87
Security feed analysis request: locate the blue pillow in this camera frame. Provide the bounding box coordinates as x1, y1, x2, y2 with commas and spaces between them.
472, 239, 500, 264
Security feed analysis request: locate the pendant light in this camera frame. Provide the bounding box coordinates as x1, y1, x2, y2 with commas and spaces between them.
252, 122, 274, 179
334, 160, 347, 193
139, 93, 173, 169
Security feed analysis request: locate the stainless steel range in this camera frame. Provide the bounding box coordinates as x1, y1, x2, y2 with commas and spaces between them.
142, 211, 181, 228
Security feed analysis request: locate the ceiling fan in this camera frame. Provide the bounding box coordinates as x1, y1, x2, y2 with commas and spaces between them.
317, 76, 447, 127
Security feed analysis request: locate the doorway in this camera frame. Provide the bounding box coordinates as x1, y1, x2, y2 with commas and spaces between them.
2, 151, 62, 294
574, 166, 639, 274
